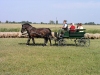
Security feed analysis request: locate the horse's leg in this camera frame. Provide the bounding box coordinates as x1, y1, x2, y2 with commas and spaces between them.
26, 37, 31, 45
46, 38, 49, 45
48, 38, 52, 46
43, 38, 48, 46
32, 37, 35, 45
43, 38, 46, 46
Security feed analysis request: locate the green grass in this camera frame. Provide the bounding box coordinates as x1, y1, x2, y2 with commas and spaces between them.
0, 28, 100, 33
86, 29, 100, 33
0, 24, 100, 33
0, 28, 20, 32
0, 38, 100, 75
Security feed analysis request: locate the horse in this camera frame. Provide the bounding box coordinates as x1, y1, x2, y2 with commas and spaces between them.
21, 23, 52, 46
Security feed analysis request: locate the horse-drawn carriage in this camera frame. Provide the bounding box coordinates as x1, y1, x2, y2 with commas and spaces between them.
21, 23, 90, 47
54, 29, 90, 47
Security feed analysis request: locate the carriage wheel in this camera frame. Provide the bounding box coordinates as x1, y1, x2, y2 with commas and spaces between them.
74, 39, 80, 46
58, 39, 67, 46
75, 37, 90, 47
80, 37, 90, 47
82, 38, 90, 47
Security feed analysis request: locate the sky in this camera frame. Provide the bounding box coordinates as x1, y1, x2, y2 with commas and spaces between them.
0, 0, 100, 24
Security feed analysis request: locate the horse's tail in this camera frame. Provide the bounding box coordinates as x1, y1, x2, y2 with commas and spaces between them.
51, 32, 58, 39
48, 28, 58, 40
47, 28, 53, 39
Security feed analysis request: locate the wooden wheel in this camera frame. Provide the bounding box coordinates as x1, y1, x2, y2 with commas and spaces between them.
75, 37, 90, 47
58, 39, 67, 46
82, 38, 90, 47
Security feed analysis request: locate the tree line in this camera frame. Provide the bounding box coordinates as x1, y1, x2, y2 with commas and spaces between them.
0, 20, 99, 25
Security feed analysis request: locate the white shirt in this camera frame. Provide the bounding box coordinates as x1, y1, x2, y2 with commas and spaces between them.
78, 26, 84, 32
63, 23, 68, 28
79, 26, 83, 29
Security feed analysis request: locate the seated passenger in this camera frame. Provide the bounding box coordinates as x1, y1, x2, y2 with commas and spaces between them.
62, 20, 68, 31
77, 23, 84, 32
69, 23, 76, 32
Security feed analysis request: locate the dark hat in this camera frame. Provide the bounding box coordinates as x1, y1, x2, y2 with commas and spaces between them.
63, 20, 67, 22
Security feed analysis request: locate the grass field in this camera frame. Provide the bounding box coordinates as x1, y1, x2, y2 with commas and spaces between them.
0, 24, 100, 75
0, 23, 100, 29
0, 38, 100, 75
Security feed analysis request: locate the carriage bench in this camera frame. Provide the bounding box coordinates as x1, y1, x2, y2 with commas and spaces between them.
69, 29, 86, 37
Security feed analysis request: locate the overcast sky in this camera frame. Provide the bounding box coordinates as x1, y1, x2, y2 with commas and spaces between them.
0, 0, 100, 23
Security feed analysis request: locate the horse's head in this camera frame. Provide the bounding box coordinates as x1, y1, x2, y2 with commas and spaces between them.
21, 25, 26, 33
21, 23, 31, 33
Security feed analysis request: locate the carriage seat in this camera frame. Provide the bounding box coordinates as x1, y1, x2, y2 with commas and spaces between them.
69, 29, 86, 37
76, 29, 86, 32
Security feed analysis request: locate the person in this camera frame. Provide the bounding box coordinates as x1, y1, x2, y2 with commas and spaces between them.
58, 20, 68, 37
69, 23, 76, 32
62, 20, 68, 31
77, 23, 84, 32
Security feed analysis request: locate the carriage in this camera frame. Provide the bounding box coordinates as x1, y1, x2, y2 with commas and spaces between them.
54, 29, 90, 47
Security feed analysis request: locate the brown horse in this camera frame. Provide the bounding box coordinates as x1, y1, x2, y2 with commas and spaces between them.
21, 23, 52, 46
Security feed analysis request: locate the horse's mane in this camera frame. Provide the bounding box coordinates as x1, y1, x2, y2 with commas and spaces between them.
22, 23, 32, 26
22, 23, 37, 29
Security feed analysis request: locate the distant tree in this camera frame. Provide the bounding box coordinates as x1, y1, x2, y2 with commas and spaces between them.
85, 22, 95, 25
21, 21, 32, 24
0, 21, 1, 23
12, 21, 15, 23
89, 22, 95, 25
6, 20, 9, 23
97, 24, 100, 25
33, 22, 37, 24
49, 20, 55, 24
21, 21, 26, 23
56, 20, 58, 24
41, 22, 44, 24
84, 23, 88, 25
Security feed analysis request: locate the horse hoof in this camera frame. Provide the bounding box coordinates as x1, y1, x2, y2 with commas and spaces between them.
26, 43, 29, 45
42, 44, 46, 46
42, 44, 45, 46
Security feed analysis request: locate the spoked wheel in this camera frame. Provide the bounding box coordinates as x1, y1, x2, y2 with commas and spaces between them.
75, 37, 90, 47
58, 39, 67, 46
74, 39, 80, 46
82, 38, 90, 47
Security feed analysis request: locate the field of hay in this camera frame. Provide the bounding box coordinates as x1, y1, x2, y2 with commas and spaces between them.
0, 23, 100, 29
0, 24, 100, 75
